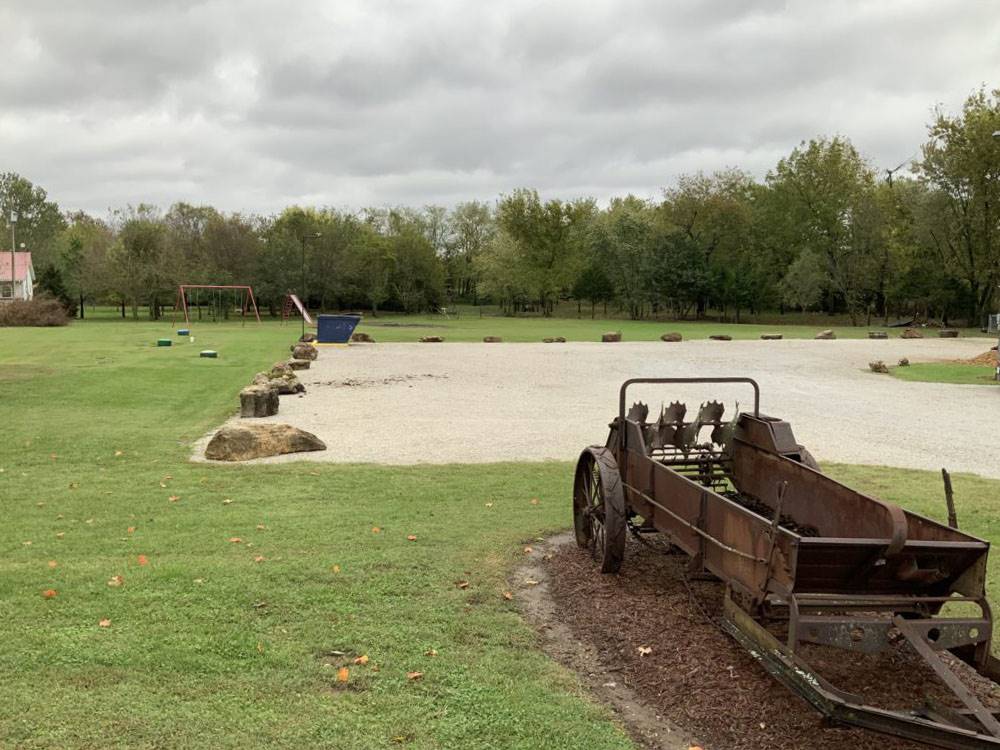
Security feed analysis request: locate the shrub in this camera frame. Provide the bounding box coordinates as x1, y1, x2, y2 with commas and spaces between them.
897, 357, 910, 367
0, 295, 70, 326
868, 360, 889, 374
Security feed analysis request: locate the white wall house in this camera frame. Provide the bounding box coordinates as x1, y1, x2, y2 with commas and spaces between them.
0, 252, 34, 302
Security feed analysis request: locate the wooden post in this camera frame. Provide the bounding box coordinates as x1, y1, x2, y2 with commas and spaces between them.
942, 468, 958, 529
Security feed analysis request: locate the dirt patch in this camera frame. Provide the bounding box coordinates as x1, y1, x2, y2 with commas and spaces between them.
523, 534, 1000, 750
962, 350, 999, 367
312, 374, 447, 388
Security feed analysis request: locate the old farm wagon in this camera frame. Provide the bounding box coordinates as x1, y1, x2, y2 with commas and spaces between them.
573, 377, 1000, 748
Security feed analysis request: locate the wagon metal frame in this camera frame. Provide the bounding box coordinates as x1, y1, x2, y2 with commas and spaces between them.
573, 377, 1000, 748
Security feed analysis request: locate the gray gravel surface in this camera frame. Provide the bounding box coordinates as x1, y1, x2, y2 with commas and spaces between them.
195, 338, 1000, 477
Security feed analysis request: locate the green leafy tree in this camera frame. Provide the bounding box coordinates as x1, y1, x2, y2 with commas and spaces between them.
0, 173, 66, 268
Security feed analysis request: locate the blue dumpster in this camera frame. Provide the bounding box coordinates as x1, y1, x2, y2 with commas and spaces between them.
317, 314, 362, 344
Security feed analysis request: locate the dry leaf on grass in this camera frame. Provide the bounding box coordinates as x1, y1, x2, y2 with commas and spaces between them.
107, 575, 124, 587
137, 555, 148, 566
523, 546, 532, 554
353, 654, 369, 665
114, 450, 124, 457
48, 560, 57, 569
523, 579, 539, 586
127, 526, 135, 534
56, 532, 64, 539
99, 618, 111, 628
502, 591, 513, 600
637, 646, 652, 656
371, 526, 381, 534
256, 524, 266, 530
424, 649, 437, 657
253, 556, 266, 563
337, 667, 350, 682
406, 535, 417, 542
228, 537, 242, 544
455, 580, 469, 589
331, 564, 341, 574
168, 495, 180, 502
42, 589, 57, 599
406, 671, 423, 681
529, 498, 540, 505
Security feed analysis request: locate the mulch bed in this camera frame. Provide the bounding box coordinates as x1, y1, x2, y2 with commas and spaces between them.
546, 537, 1000, 750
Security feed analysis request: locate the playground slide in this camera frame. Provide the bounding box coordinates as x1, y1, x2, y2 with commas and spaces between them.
288, 294, 314, 326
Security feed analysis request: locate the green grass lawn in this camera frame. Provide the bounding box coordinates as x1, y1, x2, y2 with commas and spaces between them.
890, 361, 999, 385
2, 320, 1000, 749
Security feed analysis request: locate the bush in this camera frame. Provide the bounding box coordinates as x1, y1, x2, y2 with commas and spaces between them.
0, 295, 71, 326
868, 360, 889, 374
898, 357, 910, 367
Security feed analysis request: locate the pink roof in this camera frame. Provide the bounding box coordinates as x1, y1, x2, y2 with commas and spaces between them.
0, 252, 32, 282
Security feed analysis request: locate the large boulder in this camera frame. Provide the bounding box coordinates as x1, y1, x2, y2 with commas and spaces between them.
815, 329, 836, 340
760, 333, 783, 340
601, 331, 622, 342
542, 336, 566, 343
240, 385, 279, 418
291, 342, 318, 360
660, 332, 683, 342
483, 336, 502, 343
901, 328, 923, 339
205, 424, 325, 461
351, 331, 375, 343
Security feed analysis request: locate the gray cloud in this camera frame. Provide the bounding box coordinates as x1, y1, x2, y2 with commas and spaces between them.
0, 0, 997, 214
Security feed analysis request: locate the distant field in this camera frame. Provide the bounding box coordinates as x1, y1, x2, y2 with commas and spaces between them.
75, 304, 989, 343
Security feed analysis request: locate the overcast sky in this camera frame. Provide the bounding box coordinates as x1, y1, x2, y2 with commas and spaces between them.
1, 0, 997, 216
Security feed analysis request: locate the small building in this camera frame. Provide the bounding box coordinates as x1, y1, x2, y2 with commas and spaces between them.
0, 252, 34, 302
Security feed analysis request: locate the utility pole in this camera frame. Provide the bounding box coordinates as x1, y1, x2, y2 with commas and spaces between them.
8, 211, 16, 301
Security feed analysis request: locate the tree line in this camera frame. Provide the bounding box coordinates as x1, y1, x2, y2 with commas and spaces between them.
5, 87, 999, 325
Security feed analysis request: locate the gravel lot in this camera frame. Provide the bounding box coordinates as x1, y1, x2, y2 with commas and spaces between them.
199, 338, 999, 477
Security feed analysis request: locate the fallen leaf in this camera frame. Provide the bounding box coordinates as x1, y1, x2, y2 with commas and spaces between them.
42, 589, 57, 599
502, 591, 513, 600
371, 526, 380, 534
222, 498, 233, 505
337, 667, 350, 682
137, 554, 149, 566
48, 560, 57, 569
114, 450, 124, 457
68, 482, 78, 489
530, 498, 540, 505
99, 618, 111, 628
455, 580, 469, 589
107, 575, 124, 587
484, 502, 494, 508
256, 524, 266, 530
127, 526, 135, 534
159, 482, 167, 488
309, 471, 320, 477
406, 671, 423, 680
257, 641, 265, 654
56, 532, 65, 539
523, 546, 532, 554
331, 564, 341, 574
637, 646, 652, 656
22, 540, 31, 546
50, 453, 57, 461
228, 537, 242, 544
253, 555, 266, 563
193, 578, 205, 584
688, 746, 704, 750
424, 649, 437, 657
353, 654, 369, 665
523, 579, 539, 586
406, 535, 417, 542
168, 495, 180, 502
85, 518, 94, 524
36, 501, 44, 507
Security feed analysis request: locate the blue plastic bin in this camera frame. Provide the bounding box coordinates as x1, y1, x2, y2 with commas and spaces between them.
316, 314, 362, 344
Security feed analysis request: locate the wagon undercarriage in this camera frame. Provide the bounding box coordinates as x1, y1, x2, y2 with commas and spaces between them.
573, 377, 1000, 748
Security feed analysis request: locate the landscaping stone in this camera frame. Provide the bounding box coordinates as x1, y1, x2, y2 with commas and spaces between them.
239, 385, 279, 418
901, 328, 924, 339
205, 423, 325, 461
939, 329, 959, 338
868, 331, 888, 339
869, 360, 889, 374
291, 342, 318, 360
420, 336, 444, 343
760, 334, 783, 340
898, 357, 910, 367
543, 337, 567, 343
286, 359, 310, 371
601, 332, 622, 342
351, 331, 375, 343
815, 329, 836, 340
660, 332, 683, 342
483, 336, 502, 343
709, 334, 732, 341
253, 367, 304, 395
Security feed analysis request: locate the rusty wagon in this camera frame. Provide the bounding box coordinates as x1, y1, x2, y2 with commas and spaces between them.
573, 377, 1000, 748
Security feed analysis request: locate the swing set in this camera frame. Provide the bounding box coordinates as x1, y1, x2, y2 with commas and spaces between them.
173, 284, 262, 326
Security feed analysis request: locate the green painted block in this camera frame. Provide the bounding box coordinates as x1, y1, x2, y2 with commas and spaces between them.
157, 339, 172, 347
200, 350, 218, 358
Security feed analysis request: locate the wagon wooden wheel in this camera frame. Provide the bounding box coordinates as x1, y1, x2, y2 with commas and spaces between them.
573, 446, 626, 573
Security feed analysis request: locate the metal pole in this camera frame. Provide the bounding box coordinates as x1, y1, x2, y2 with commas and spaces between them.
300, 236, 306, 338
9, 212, 15, 300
